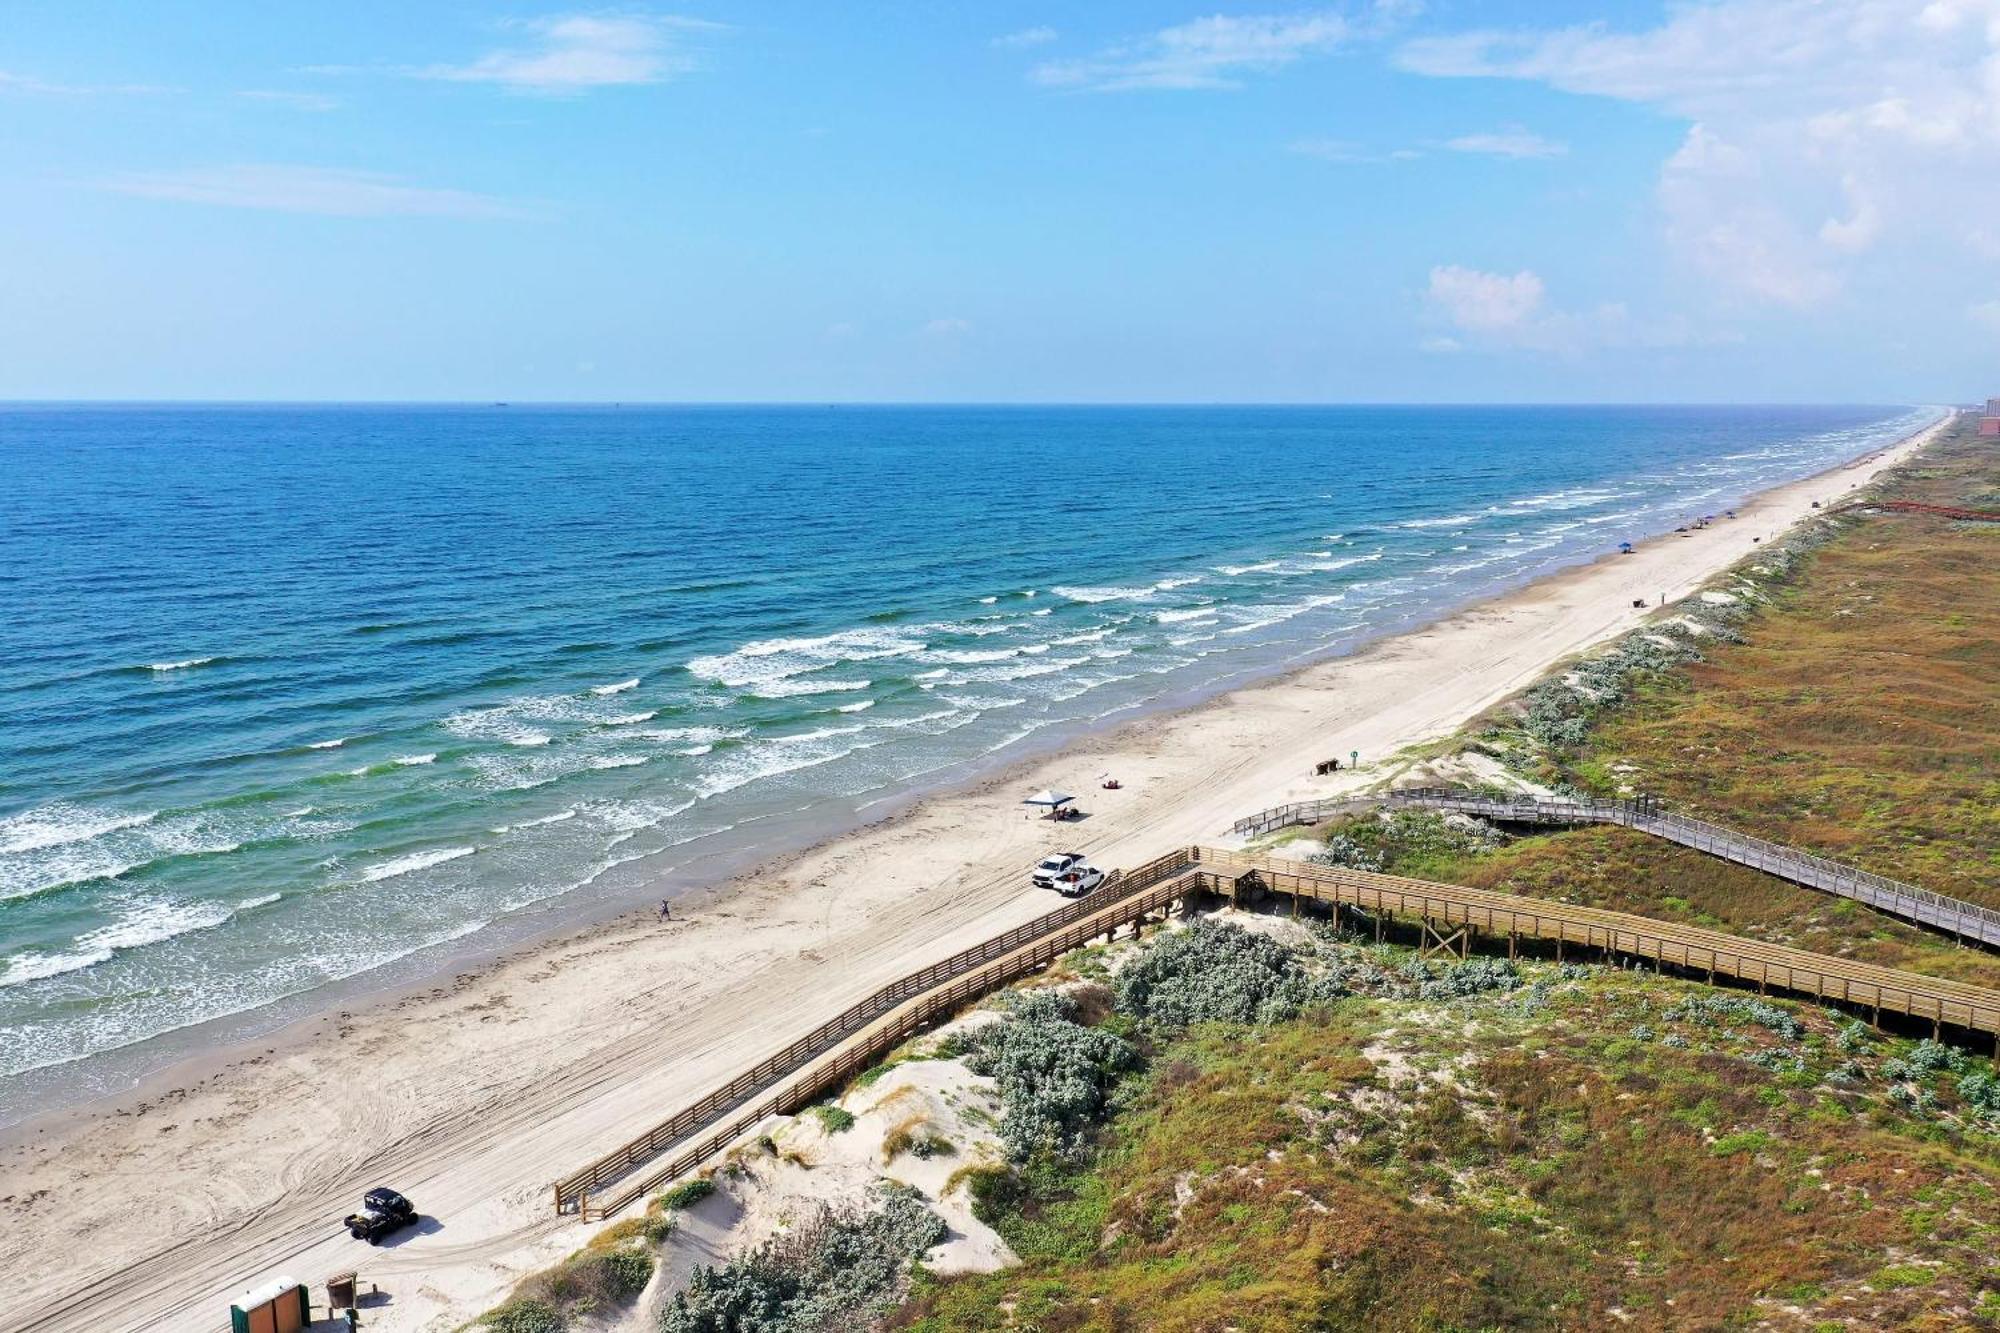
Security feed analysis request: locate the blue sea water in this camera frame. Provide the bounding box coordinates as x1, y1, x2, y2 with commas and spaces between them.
0, 402, 1939, 1103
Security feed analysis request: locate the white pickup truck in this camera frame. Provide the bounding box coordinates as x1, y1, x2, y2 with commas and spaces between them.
1031, 851, 1104, 897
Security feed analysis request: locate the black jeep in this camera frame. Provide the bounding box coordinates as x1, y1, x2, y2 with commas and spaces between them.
343, 1187, 419, 1243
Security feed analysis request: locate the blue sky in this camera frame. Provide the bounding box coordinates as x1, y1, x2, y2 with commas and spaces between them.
2, 1, 1995, 402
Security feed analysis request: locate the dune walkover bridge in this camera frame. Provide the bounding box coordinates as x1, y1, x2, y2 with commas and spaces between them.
551, 840, 2000, 1221
1230, 786, 2000, 951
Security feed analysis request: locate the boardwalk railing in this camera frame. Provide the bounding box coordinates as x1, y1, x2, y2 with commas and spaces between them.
553, 848, 1197, 1216
1385, 787, 2000, 949
1193, 848, 2000, 1042
1231, 796, 1378, 839
554, 844, 2000, 1220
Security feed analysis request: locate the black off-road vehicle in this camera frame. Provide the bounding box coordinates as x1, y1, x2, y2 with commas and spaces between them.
344, 1187, 419, 1243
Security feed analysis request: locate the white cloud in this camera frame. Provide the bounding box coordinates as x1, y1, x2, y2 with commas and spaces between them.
993, 26, 1059, 50
1396, 0, 2000, 308
922, 317, 973, 337
419, 14, 720, 94
1444, 126, 1567, 159
1427, 265, 1546, 333
1288, 136, 1420, 162
0, 70, 172, 96
1425, 264, 1721, 353
237, 89, 340, 112
1031, 11, 1354, 92
101, 164, 526, 220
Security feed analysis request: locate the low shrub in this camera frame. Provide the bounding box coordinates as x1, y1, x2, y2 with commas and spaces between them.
1400, 956, 1521, 1000
657, 1177, 716, 1211
659, 1183, 945, 1333
963, 989, 1137, 1162
483, 1300, 563, 1333
480, 1241, 655, 1332
812, 1103, 857, 1134
1115, 919, 1344, 1030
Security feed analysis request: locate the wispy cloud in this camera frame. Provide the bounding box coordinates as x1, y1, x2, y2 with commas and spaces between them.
992, 26, 1059, 50
922, 317, 973, 337
1444, 126, 1567, 159
417, 13, 721, 95
1031, 11, 1354, 92
0, 69, 173, 96
237, 89, 340, 112
1287, 136, 1418, 163
101, 164, 527, 220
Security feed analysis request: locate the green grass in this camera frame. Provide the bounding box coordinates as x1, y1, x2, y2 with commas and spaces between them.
901, 968, 2000, 1331
1409, 421, 2000, 989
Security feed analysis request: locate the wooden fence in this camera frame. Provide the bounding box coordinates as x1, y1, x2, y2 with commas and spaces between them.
553, 839, 2000, 1221
1192, 847, 2000, 1043
553, 848, 1198, 1216
1385, 788, 2000, 949
1230, 795, 1379, 839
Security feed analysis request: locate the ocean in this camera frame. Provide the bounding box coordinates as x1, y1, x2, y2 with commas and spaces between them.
0, 402, 1939, 1113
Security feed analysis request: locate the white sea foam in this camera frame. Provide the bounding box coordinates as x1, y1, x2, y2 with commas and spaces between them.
1154, 575, 1204, 590
1154, 607, 1218, 624
634, 725, 743, 746
0, 804, 159, 856
605, 710, 657, 725
1051, 584, 1152, 604
592, 678, 640, 695
978, 595, 998, 604
927, 647, 1018, 664
237, 892, 282, 910
0, 898, 238, 988
689, 628, 924, 690
306, 737, 347, 750
835, 699, 876, 713
1032, 608, 1052, 617
394, 753, 437, 766
1216, 560, 1281, 576
1398, 512, 1482, 529
492, 809, 578, 834
754, 676, 873, 699
1310, 551, 1384, 572
147, 657, 218, 672
589, 755, 649, 770
360, 846, 475, 882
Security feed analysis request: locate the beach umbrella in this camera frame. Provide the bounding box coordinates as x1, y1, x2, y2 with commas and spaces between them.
1022, 789, 1074, 808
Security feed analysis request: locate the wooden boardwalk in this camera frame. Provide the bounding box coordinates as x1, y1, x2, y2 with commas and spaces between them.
1383, 788, 2000, 949
550, 844, 2000, 1220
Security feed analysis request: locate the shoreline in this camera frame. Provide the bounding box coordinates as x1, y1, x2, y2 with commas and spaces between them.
0, 413, 1942, 1128
0, 411, 1949, 1333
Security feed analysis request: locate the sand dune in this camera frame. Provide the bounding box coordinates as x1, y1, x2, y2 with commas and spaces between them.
0, 416, 1946, 1333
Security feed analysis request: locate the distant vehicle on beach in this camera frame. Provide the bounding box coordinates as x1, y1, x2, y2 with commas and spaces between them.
343, 1187, 419, 1244
1032, 852, 1104, 896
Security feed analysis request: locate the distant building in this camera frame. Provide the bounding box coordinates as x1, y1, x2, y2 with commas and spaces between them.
1983, 399, 2000, 436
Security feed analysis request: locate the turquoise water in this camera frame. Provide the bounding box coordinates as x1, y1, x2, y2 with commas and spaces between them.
0, 403, 1938, 1099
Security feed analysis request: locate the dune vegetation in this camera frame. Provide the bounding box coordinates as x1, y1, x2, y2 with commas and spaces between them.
894, 428, 2000, 1330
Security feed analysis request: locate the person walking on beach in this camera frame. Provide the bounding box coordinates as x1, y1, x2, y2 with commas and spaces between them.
659, 899, 671, 922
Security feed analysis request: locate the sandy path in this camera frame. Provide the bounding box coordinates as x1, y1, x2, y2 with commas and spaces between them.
0, 416, 1945, 1332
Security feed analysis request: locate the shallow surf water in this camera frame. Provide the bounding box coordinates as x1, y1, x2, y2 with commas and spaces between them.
0, 402, 1939, 1092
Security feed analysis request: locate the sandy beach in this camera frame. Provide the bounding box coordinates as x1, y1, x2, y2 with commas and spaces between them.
0, 414, 1948, 1333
